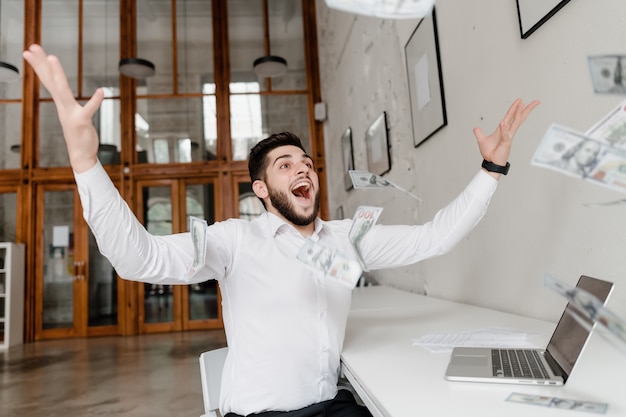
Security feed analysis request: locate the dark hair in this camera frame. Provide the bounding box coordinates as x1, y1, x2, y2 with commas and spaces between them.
248, 132, 307, 181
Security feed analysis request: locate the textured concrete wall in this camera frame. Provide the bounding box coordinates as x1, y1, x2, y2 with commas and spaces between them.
316, 0, 626, 321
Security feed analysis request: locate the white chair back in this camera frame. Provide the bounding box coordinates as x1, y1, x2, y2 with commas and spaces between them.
199, 347, 228, 417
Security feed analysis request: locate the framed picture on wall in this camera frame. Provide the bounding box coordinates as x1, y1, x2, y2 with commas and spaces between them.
405, 8, 447, 148
516, 0, 572, 39
365, 112, 391, 177
341, 127, 355, 191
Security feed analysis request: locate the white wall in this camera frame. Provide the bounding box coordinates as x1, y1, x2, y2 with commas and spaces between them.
316, 0, 626, 322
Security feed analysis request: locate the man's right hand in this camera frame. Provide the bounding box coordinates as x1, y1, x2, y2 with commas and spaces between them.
23, 44, 104, 173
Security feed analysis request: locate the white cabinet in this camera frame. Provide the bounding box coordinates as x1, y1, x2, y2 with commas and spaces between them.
0, 242, 25, 350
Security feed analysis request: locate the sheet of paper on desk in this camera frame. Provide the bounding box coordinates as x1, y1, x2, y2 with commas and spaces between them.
507, 392, 608, 414
411, 327, 538, 353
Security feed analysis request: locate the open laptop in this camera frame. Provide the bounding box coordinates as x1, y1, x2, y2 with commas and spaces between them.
445, 275, 614, 386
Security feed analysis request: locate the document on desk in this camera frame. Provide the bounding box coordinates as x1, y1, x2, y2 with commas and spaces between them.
412, 327, 538, 353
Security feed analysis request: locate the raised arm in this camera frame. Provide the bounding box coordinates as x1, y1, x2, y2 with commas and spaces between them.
23, 44, 103, 173
474, 98, 540, 179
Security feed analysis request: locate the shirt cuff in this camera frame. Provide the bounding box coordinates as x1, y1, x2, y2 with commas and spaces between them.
466, 169, 499, 205
74, 160, 120, 213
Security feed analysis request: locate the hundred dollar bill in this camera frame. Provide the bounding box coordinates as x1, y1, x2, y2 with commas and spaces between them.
506, 392, 608, 414
348, 206, 383, 271
544, 274, 626, 354
188, 216, 208, 277
531, 123, 608, 179
585, 99, 626, 146
296, 238, 362, 288
584, 100, 626, 192
348, 170, 423, 201
532, 123, 626, 193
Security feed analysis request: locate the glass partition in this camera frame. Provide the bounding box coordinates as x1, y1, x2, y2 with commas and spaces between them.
185, 182, 218, 321
0, 192, 16, 242
0, 104, 22, 170
137, 97, 215, 163
230, 93, 311, 160
143, 185, 174, 324
228, 0, 306, 92
42, 190, 75, 330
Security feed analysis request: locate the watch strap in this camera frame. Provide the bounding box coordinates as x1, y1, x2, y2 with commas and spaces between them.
482, 159, 510, 175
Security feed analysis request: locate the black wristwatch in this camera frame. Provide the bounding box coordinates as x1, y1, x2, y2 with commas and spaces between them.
481, 159, 510, 175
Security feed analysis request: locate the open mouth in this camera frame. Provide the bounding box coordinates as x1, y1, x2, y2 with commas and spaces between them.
291, 181, 312, 201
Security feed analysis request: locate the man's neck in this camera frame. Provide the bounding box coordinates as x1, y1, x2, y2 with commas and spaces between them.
268, 210, 316, 237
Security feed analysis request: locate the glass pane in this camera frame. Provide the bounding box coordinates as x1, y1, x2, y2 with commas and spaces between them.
0, 192, 17, 242
83, 0, 120, 93
228, 0, 264, 86
39, 102, 70, 167
177, 0, 214, 94
0, 104, 22, 169
143, 185, 173, 323
41, 0, 79, 98
137, 97, 214, 163
202, 84, 217, 160
230, 93, 311, 160
0, 0, 24, 99
238, 182, 265, 221
137, 0, 172, 95
263, 0, 306, 92
88, 230, 118, 327
185, 182, 218, 321
96, 95, 121, 165
228, 0, 306, 92
40, 100, 99, 167
42, 190, 75, 330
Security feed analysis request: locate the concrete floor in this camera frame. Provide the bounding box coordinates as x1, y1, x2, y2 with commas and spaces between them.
0, 330, 227, 417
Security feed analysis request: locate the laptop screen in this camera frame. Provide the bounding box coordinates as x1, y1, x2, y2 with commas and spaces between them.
546, 275, 614, 380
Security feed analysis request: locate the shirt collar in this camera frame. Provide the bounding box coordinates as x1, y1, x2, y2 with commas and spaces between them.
264, 211, 327, 238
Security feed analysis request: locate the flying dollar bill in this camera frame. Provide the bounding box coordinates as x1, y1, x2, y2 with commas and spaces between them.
544, 274, 626, 354
296, 238, 363, 288
188, 216, 208, 277
531, 123, 626, 193
348, 170, 423, 201
532, 100, 626, 194
348, 206, 383, 271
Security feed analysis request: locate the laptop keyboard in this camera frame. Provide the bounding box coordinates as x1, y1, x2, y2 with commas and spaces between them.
491, 349, 551, 379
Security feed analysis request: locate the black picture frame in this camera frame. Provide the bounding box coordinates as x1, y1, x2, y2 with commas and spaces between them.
341, 127, 355, 191
365, 112, 391, 177
405, 8, 447, 148
516, 0, 572, 39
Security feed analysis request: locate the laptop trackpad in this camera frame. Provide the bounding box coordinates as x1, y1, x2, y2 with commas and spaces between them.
453, 354, 488, 367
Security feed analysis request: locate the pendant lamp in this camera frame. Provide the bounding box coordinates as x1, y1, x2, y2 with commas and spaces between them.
253, 0, 288, 78
119, 57, 155, 79
253, 55, 287, 78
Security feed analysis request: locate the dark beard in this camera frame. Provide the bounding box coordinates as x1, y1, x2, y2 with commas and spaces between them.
267, 185, 320, 226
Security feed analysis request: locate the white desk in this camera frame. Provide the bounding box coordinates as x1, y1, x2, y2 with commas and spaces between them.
342, 286, 625, 417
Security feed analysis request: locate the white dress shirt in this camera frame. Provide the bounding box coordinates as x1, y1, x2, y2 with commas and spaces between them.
75, 161, 497, 415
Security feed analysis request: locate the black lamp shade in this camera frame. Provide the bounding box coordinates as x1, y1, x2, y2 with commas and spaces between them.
0, 61, 20, 82
253, 55, 288, 78
119, 58, 156, 79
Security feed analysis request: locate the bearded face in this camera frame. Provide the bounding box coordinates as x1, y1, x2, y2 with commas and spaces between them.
266, 182, 320, 226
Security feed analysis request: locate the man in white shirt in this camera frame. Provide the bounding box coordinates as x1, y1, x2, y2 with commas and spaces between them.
23, 44, 538, 417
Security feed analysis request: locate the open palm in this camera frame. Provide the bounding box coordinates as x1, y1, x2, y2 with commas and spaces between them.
23, 44, 104, 173
474, 98, 540, 167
